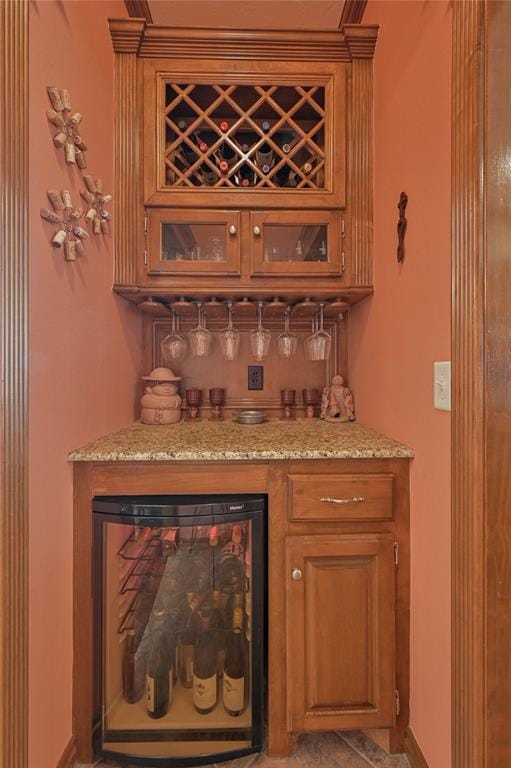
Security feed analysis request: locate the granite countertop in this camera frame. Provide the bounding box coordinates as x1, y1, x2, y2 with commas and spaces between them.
68, 419, 414, 462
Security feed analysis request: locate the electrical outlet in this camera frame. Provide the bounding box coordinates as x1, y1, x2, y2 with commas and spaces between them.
248, 365, 264, 390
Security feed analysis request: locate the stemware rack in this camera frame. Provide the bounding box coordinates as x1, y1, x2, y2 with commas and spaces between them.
140, 295, 349, 322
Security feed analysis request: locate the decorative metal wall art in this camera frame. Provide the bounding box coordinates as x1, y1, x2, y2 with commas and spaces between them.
81, 175, 113, 235
396, 191, 408, 263
40, 189, 89, 261
46, 86, 88, 167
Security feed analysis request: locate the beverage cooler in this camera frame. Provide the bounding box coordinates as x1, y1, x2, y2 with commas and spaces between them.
92, 494, 266, 766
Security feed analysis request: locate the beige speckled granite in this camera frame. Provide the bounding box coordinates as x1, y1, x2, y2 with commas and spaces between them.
68, 419, 414, 462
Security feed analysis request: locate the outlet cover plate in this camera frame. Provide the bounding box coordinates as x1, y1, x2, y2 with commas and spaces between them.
434, 361, 451, 411
248, 365, 264, 390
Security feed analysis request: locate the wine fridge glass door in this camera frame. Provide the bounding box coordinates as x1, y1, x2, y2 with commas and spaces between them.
93, 506, 264, 766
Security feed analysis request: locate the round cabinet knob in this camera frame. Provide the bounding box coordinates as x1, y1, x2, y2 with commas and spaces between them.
291, 568, 303, 582
253, 225, 261, 236
229, 225, 237, 235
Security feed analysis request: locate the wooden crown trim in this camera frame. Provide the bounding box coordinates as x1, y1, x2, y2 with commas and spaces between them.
108, 17, 146, 53
340, 0, 368, 26
124, 0, 152, 23
108, 18, 378, 61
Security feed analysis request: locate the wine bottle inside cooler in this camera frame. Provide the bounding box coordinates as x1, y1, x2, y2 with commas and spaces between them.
223, 607, 247, 717
219, 524, 245, 593
123, 628, 144, 703
145, 608, 170, 719
211, 588, 226, 676
193, 612, 218, 714
179, 592, 201, 688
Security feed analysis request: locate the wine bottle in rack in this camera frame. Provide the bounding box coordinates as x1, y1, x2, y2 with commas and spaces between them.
146, 608, 170, 719
223, 607, 247, 717
261, 120, 271, 132
240, 142, 250, 154
180, 140, 198, 168
235, 163, 256, 187
193, 611, 218, 714
177, 119, 187, 132
217, 142, 237, 175
200, 162, 217, 186
303, 161, 313, 175
179, 592, 201, 688
274, 164, 298, 188
256, 142, 274, 173
193, 132, 208, 154
278, 131, 295, 154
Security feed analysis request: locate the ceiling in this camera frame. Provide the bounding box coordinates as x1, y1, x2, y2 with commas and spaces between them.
125, 1, 367, 30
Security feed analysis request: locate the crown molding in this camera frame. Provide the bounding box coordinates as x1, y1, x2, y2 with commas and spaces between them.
108, 17, 146, 53
340, 0, 368, 26
124, 0, 152, 23
108, 18, 378, 61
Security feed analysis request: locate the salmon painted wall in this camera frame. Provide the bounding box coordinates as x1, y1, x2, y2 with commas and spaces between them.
28, 2, 141, 766
349, 2, 452, 766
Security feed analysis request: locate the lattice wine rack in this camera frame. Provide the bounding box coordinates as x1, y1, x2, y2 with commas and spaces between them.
164, 83, 326, 190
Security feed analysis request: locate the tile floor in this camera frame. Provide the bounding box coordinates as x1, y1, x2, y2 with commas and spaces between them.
87, 731, 410, 768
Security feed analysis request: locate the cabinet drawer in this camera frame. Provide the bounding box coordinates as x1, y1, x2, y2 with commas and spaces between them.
289, 473, 394, 522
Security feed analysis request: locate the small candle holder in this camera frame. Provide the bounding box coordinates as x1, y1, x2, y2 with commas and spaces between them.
209, 387, 225, 420
303, 387, 320, 419
280, 389, 296, 420
185, 388, 202, 421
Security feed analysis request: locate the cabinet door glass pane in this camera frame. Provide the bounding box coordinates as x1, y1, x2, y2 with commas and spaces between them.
101, 517, 254, 760
162, 222, 227, 262
263, 224, 328, 262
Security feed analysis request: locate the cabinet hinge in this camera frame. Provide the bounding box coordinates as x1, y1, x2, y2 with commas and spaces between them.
395, 689, 400, 717
341, 218, 345, 238
393, 542, 399, 566
143, 249, 148, 268
144, 216, 148, 237
341, 251, 346, 274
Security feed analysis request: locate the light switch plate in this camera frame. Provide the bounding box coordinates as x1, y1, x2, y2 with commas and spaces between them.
434, 361, 451, 411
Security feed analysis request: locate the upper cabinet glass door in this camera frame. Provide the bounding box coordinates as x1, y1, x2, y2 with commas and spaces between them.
143, 62, 346, 208
147, 210, 241, 276
249, 210, 343, 277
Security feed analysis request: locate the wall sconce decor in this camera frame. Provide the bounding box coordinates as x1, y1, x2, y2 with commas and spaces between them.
396, 191, 408, 263
81, 175, 112, 235
40, 189, 89, 261
46, 86, 87, 167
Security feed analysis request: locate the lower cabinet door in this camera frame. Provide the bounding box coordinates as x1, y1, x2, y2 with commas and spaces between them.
286, 534, 396, 732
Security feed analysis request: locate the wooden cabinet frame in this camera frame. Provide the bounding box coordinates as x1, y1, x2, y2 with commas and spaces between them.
143, 60, 345, 210
109, 19, 377, 297
72, 456, 409, 763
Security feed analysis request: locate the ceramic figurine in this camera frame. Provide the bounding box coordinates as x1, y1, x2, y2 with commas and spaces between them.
320, 375, 355, 423
140, 367, 182, 425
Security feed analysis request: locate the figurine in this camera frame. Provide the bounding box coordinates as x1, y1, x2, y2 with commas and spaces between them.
140, 367, 182, 425
320, 375, 355, 423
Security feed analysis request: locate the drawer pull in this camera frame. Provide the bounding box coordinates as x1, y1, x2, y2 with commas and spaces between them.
320, 496, 366, 505
291, 568, 303, 581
